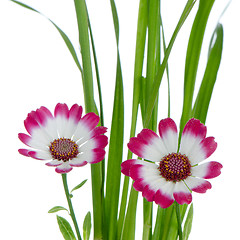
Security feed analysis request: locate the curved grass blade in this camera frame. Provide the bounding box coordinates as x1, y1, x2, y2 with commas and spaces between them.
10, 0, 83, 74
179, 0, 215, 133
57, 215, 77, 240
192, 24, 224, 123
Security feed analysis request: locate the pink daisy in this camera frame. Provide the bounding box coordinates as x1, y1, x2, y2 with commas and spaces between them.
121, 118, 222, 208
18, 103, 108, 173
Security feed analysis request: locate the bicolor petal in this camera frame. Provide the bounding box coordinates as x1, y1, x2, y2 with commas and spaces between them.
191, 161, 223, 179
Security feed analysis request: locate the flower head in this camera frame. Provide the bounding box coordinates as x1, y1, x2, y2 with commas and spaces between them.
121, 118, 222, 208
19, 103, 108, 173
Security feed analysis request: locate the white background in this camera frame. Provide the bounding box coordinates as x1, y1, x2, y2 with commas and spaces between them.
0, 0, 239, 239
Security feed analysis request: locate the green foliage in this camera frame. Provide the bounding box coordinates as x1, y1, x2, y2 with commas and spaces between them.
83, 212, 91, 240
193, 24, 224, 124
183, 204, 194, 240
48, 206, 68, 214
70, 179, 88, 194
57, 215, 77, 240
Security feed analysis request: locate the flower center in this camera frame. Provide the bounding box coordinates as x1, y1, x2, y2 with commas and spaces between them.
158, 153, 191, 182
49, 138, 79, 162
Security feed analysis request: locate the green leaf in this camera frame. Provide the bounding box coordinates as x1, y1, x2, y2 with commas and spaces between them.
104, 1, 124, 239
48, 206, 68, 214
10, 0, 82, 73
56, 215, 76, 240
183, 204, 194, 240
73, 1, 102, 239
180, 0, 215, 133
83, 212, 91, 240
70, 179, 88, 193
192, 23, 223, 124
144, 0, 197, 128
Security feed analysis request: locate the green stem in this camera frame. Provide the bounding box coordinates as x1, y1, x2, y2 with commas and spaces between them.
61, 174, 82, 240
175, 202, 183, 240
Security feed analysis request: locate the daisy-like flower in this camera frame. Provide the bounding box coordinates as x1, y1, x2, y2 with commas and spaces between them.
121, 118, 222, 208
18, 103, 108, 173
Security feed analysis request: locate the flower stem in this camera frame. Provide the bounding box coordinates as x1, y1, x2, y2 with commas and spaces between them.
61, 173, 82, 240
175, 201, 183, 240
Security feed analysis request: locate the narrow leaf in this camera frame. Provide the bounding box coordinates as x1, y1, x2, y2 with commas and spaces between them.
183, 204, 194, 240
144, 0, 197, 128
70, 179, 88, 193
57, 215, 76, 240
83, 212, 92, 240
10, 0, 82, 73
180, 0, 215, 133
192, 23, 223, 124
104, 0, 124, 239
48, 206, 68, 213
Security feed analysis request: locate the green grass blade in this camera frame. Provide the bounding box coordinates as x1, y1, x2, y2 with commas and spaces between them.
144, 0, 197, 128
192, 23, 223, 124
104, 56, 124, 240
120, 186, 139, 240
73, 1, 102, 239
117, 0, 148, 238
104, 1, 124, 239
183, 204, 194, 240
10, 0, 83, 74
180, 0, 215, 133
73, 0, 97, 113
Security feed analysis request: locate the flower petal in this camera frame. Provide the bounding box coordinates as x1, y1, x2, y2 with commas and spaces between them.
180, 118, 207, 156
69, 104, 83, 124
54, 103, 69, 137
154, 182, 175, 208
158, 118, 178, 153
28, 150, 52, 160
55, 162, 73, 173
124, 160, 175, 208
46, 160, 62, 166
35, 107, 58, 139
185, 176, 212, 193
173, 181, 192, 205
128, 129, 167, 161
187, 137, 217, 165
73, 112, 100, 142
18, 133, 49, 151
63, 104, 83, 138
191, 161, 223, 179
18, 149, 30, 157
75, 148, 105, 165
79, 135, 108, 152
69, 155, 88, 167
24, 115, 51, 147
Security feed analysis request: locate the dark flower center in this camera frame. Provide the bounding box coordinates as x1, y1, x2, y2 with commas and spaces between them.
49, 138, 79, 162
158, 153, 191, 182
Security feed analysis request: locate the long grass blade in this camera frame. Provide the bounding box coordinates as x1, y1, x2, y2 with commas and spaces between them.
192, 24, 223, 124
73, 1, 102, 239
10, 0, 83, 73
118, 0, 148, 238
179, 0, 215, 133
104, 0, 124, 239
144, 0, 197, 128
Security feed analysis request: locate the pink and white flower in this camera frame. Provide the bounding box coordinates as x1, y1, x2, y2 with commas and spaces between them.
121, 118, 222, 208
19, 103, 108, 173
